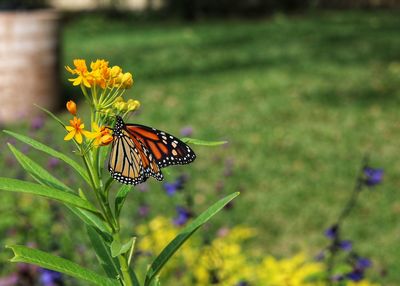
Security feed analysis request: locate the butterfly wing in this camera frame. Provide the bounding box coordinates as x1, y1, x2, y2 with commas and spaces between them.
109, 116, 195, 186
108, 130, 148, 185
124, 124, 196, 168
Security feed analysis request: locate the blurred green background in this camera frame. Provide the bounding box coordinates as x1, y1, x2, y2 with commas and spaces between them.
0, 1, 400, 285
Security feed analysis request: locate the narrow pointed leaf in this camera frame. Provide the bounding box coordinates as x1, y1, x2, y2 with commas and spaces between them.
8, 144, 74, 193
0, 178, 98, 213
144, 192, 240, 285
7, 245, 119, 286
4, 130, 90, 184
114, 185, 132, 219
180, 137, 227, 146
7, 145, 108, 233
129, 268, 141, 286
86, 226, 121, 279
70, 207, 111, 234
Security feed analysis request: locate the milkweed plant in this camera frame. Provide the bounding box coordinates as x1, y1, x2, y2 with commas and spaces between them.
0, 59, 238, 286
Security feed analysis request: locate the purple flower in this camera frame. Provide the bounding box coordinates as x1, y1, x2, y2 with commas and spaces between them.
0, 274, 17, 286
356, 257, 372, 270
21, 145, 30, 154
339, 240, 352, 251
163, 175, 187, 196
325, 225, 339, 239
347, 269, 364, 282
236, 281, 250, 286
47, 157, 60, 169
30, 116, 45, 131
363, 167, 383, 186
39, 268, 63, 286
138, 204, 150, 217
180, 126, 193, 137
173, 206, 191, 226
163, 182, 179, 196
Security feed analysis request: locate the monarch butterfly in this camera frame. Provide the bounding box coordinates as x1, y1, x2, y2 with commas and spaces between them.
108, 116, 196, 185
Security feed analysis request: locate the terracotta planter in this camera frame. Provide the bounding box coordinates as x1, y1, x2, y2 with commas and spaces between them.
0, 9, 60, 123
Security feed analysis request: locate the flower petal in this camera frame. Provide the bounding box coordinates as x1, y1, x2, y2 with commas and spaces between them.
64, 131, 75, 141
75, 132, 83, 144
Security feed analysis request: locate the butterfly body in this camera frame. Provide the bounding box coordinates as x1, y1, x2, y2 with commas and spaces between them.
109, 116, 196, 185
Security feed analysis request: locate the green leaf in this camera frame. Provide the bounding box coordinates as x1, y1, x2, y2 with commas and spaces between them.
70, 207, 111, 234
111, 236, 134, 258
180, 137, 227, 146
120, 238, 135, 257
129, 268, 141, 286
7, 144, 109, 233
110, 236, 122, 258
86, 226, 121, 280
144, 192, 240, 286
4, 130, 90, 185
114, 185, 132, 219
8, 144, 74, 193
0, 178, 98, 213
7, 245, 119, 286
35, 104, 66, 127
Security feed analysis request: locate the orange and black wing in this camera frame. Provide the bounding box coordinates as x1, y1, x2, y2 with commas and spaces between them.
124, 124, 196, 168
109, 116, 195, 185
108, 130, 149, 185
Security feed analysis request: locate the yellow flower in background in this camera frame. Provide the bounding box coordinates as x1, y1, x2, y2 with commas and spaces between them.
65, 59, 91, 88
66, 100, 77, 116
64, 117, 91, 144
257, 253, 325, 286
134, 217, 381, 286
85, 122, 113, 147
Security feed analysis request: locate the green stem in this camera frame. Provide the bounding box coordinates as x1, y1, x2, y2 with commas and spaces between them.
82, 154, 115, 231
118, 252, 133, 286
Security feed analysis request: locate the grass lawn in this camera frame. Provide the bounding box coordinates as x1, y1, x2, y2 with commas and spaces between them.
1, 10, 400, 285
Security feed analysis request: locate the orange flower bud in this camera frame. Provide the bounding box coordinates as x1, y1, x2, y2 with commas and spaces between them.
66, 100, 77, 115
100, 133, 114, 146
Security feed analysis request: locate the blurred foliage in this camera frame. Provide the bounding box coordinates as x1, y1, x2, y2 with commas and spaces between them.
1, 9, 400, 285
134, 216, 380, 285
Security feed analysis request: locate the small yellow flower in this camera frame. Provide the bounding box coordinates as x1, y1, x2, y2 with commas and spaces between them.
127, 99, 140, 112
64, 117, 91, 144
110, 66, 122, 78
85, 122, 113, 147
90, 59, 109, 71
121, 72, 133, 88
65, 59, 91, 88
66, 100, 77, 116
113, 101, 127, 112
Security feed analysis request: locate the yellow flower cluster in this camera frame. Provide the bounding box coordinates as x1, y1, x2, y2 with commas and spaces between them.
113, 96, 141, 113
66, 59, 139, 117
66, 59, 133, 89
136, 217, 380, 286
